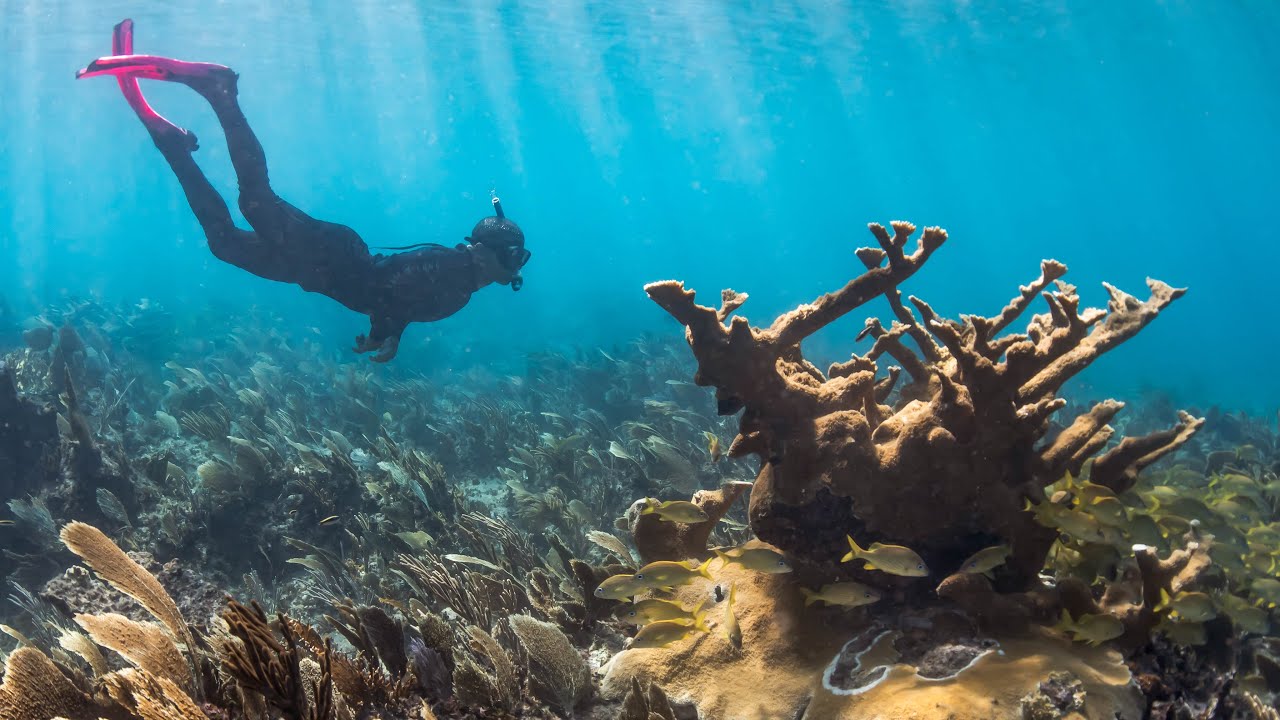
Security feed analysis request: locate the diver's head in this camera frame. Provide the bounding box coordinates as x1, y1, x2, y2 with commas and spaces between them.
467, 197, 530, 290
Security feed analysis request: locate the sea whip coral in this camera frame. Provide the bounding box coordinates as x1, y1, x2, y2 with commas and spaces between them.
645, 221, 1201, 589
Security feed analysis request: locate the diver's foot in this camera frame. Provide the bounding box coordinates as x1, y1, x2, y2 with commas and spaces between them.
78, 20, 207, 153
78, 19, 239, 101
78, 55, 238, 99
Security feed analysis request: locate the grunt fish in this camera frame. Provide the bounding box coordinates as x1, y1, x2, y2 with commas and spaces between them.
714, 546, 792, 574
800, 581, 881, 609
640, 499, 710, 524
595, 574, 653, 600
1055, 610, 1123, 646
630, 614, 710, 649
1154, 590, 1217, 622
704, 431, 723, 462
1025, 499, 1108, 544
842, 536, 928, 577
616, 598, 704, 626
957, 544, 1011, 578
1216, 593, 1272, 635
1157, 617, 1206, 647
724, 583, 742, 650
1251, 578, 1280, 608
634, 558, 715, 588
1084, 497, 1128, 527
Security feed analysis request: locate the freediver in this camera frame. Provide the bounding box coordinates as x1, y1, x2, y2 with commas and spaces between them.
76, 20, 530, 363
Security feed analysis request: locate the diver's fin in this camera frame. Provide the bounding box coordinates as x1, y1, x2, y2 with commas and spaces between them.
77, 53, 233, 85
84, 20, 198, 151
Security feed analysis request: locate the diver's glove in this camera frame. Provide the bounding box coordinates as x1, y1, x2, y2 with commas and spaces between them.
353, 333, 400, 363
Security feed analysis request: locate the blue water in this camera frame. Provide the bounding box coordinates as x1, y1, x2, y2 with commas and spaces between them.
2, 1, 1277, 411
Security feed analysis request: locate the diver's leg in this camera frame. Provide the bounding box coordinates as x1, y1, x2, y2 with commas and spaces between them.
98, 22, 282, 275
78, 21, 374, 290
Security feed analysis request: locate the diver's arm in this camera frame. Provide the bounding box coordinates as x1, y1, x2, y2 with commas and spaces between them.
354, 314, 407, 363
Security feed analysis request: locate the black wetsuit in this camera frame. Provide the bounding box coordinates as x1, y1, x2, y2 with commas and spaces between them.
148, 73, 478, 355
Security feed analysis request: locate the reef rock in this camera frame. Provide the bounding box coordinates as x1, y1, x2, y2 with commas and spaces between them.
645, 221, 1201, 590
602, 563, 1142, 719
0, 361, 60, 504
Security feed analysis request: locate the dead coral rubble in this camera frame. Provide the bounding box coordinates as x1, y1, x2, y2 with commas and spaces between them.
645, 221, 1201, 589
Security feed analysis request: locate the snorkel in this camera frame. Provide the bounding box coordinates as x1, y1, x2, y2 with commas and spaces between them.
488, 196, 528, 291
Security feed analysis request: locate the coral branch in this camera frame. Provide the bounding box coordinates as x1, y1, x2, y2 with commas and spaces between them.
1039, 400, 1125, 476
1018, 280, 1186, 402
985, 260, 1068, 337
766, 224, 947, 349
1090, 411, 1206, 494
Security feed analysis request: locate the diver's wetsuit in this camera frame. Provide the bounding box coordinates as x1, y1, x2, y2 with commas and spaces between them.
148, 73, 478, 356
75, 20, 523, 362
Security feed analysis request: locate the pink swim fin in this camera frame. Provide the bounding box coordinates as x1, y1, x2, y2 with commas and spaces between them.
77, 19, 232, 151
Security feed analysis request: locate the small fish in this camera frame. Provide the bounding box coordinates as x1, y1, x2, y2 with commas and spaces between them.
640, 499, 710, 524
1150, 496, 1213, 523
1084, 497, 1128, 527
0, 520, 13, 526
1157, 617, 1206, 647
1216, 593, 1272, 635
1251, 578, 1280, 608
1245, 551, 1277, 577
1154, 590, 1217, 622
704, 431, 723, 462
1125, 513, 1164, 547
1055, 610, 1124, 646
800, 582, 882, 608
957, 544, 1011, 578
444, 554, 504, 572
377, 597, 407, 613
1246, 524, 1280, 546
1142, 485, 1182, 509
595, 574, 652, 600
1026, 500, 1108, 544
616, 598, 704, 626
1210, 473, 1263, 498
725, 583, 742, 650
634, 558, 715, 588
630, 615, 709, 649
714, 547, 792, 574
1073, 481, 1118, 505
842, 536, 928, 577
395, 531, 434, 551
319, 515, 340, 526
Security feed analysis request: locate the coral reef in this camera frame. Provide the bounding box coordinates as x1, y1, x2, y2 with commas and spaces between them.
645, 222, 1200, 590
0, 249, 1276, 720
